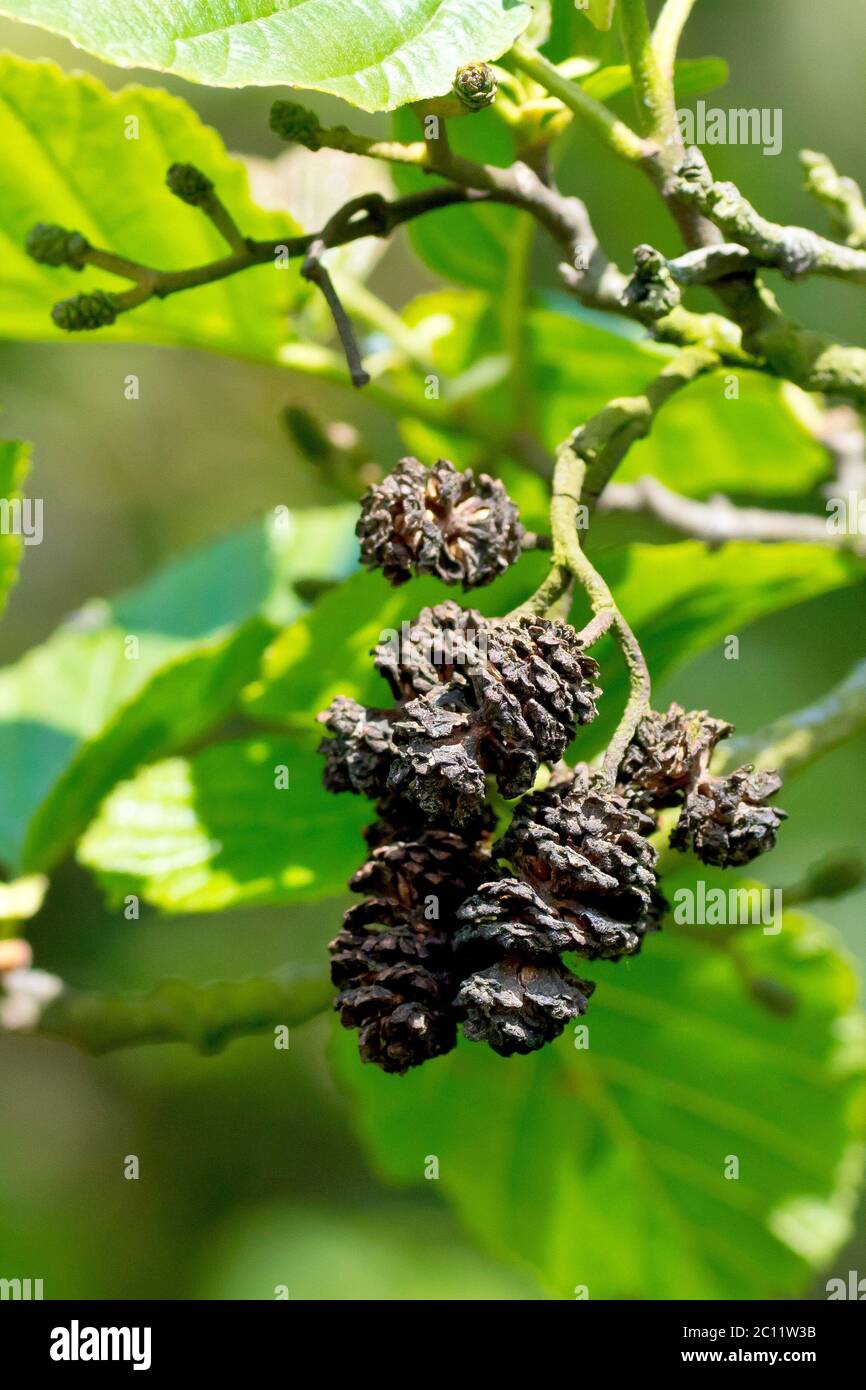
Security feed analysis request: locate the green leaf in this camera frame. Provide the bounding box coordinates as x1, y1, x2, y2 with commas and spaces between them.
583, 57, 729, 104
0, 1, 533, 112
0, 55, 301, 357
579, 0, 616, 33
392, 291, 830, 501
23, 619, 275, 874
0, 505, 358, 872
530, 303, 829, 497
0, 439, 31, 617
200, 1204, 543, 1300
112, 505, 358, 637
0, 626, 185, 872
77, 736, 370, 913
334, 907, 866, 1299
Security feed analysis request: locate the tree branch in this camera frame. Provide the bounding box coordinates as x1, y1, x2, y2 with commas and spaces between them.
600, 474, 866, 556
517, 435, 652, 784
578, 346, 721, 511
301, 195, 392, 387
674, 149, 866, 285
800, 150, 866, 250
25, 967, 332, 1055
652, 0, 699, 76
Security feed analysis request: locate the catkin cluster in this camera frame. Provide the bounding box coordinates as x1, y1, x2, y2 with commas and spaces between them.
319, 460, 785, 1072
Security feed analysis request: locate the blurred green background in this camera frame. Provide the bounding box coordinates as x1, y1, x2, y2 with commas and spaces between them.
0, 0, 864, 1299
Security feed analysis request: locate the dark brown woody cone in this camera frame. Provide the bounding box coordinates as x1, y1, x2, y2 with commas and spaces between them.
356, 456, 524, 588
331, 821, 491, 1073
620, 704, 786, 866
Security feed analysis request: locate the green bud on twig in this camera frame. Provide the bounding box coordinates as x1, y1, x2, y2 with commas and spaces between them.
749, 976, 798, 1017
26, 223, 91, 270
51, 290, 118, 332
784, 853, 866, 905
453, 62, 498, 112
282, 405, 333, 464
269, 101, 324, 150
166, 162, 215, 206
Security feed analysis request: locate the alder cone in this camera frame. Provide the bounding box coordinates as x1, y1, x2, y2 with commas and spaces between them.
349, 821, 493, 920
496, 768, 661, 959
387, 615, 601, 825
671, 766, 787, 867
453, 62, 498, 111
620, 705, 787, 867
356, 457, 524, 588
51, 290, 117, 331
455, 954, 594, 1057
373, 600, 486, 700
331, 822, 490, 1073
26, 222, 89, 269
335, 950, 457, 1073
165, 162, 214, 205
317, 696, 395, 799
619, 702, 732, 810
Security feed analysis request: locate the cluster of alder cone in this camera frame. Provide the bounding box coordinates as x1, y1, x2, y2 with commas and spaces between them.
318, 458, 786, 1073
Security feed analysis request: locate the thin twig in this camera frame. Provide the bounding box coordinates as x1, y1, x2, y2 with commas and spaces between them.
600, 474, 866, 556
520, 436, 652, 785
301, 195, 393, 387
652, 0, 699, 76
800, 150, 866, 249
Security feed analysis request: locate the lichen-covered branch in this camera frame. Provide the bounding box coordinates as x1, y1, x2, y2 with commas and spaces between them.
717, 659, 866, 778
600, 474, 866, 556
617, 236, 866, 408
674, 148, 866, 285
520, 436, 652, 785
577, 346, 721, 510
800, 150, 866, 250
28, 968, 332, 1055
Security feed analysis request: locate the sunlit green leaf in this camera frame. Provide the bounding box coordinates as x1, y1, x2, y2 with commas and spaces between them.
582, 56, 729, 103
0, 1, 533, 112
579, 0, 616, 33
0, 55, 302, 358
0, 505, 358, 872
78, 736, 370, 912
243, 554, 548, 727
335, 904, 866, 1298
23, 620, 275, 874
